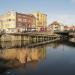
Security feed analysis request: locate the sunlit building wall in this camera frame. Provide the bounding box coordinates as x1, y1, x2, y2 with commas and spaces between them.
33, 12, 47, 31
0, 19, 1, 29
1, 11, 16, 29
0, 11, 36, 33
0, 11, 16, 33
0, 16, 3, 29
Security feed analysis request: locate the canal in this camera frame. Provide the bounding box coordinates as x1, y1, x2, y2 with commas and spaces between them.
0, 41, 75, 75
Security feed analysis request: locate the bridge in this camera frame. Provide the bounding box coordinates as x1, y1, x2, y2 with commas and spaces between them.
54, 31, 69, 36
55, 31, 75, 37
54, 31, 75, 42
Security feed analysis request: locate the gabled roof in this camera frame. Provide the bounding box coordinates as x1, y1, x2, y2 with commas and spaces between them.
51, 21, 60, 25
48, 21, 60, 27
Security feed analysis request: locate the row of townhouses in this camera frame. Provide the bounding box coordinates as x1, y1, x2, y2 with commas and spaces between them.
47, 21, 75, 32
0, 11, 75, 33
0, 11, 47, 33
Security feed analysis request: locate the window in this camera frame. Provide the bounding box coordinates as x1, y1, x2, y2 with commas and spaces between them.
7, 12, 11, 16
8, 19, 11, 21
37, 14, 39, 17
7, 19, 15, 22
23, 19, 27, 22
18, 18, 22, 22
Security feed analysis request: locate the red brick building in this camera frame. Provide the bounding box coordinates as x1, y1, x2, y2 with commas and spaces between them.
16, 12, 36, 32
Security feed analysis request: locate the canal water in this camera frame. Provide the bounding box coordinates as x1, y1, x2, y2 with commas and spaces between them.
0, 41, 75, 75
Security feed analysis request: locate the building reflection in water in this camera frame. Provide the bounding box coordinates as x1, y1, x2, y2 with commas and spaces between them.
0, 41, 60, 49
0, 47, 46, 64
0, 41, 28, 49
0, 41, 60, 70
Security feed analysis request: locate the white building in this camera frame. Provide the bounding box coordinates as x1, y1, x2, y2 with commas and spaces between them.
60, 25, 64, 31
48, 21, 61, 32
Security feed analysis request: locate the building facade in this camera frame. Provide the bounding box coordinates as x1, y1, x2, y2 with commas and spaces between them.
0, 11, 36, 33
1, 11, 16, 29
0, 19, 2, 29
16, 12, 36, 32
48, 21, 61, 32
33, 12, 47, 31
60, 25, 64, 31
64, 26, 75, 31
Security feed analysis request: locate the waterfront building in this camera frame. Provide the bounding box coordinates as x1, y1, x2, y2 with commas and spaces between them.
48, 21, 61, 32
33, 12, 47, 32
68, 26, 75, 31
16, 12, 36, 32
0, 16, 3, 29
60, 25, 64, 31
0, 17, 4, 33
46, 25, 53, 34
0, 11, 36, 33
0, 19, 1, 29
61, 25, 75, 31
0, 11, 16, 33
64, 26, 70, 31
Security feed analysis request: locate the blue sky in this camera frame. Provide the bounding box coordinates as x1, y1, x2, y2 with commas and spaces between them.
0, 0, 75, 25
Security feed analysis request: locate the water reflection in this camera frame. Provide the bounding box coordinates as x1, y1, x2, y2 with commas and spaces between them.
0, 41, 61, 74
0, 42, 60, 66
0, 41, 60, 49
0, 47, 46, 64
0, 41, 29, 49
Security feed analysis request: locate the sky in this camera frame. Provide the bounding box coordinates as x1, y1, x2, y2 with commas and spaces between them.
0, 0, 75, 25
